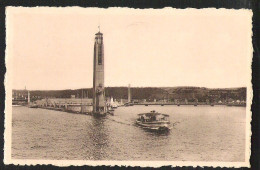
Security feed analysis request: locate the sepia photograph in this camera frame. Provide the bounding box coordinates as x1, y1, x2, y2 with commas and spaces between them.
4, 7, 252, 167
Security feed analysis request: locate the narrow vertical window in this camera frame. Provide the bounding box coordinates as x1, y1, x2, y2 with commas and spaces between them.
98, 45, 102, 65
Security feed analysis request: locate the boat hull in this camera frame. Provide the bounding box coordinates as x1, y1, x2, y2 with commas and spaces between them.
12, 105, 22, 107
107, 110, 114, 115
29, 106, 38, 108
136, 120, 171, 131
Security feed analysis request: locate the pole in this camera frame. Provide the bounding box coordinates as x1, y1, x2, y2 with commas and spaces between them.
81, 89, 83, 113
128, 84, 131, 103
28, 90, 30, 104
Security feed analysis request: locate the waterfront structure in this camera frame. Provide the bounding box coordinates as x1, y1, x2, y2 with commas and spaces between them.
128, 84, 131, 103
28, 90, 30, 103
93, 29, 107, 115
34, 98, 93, 113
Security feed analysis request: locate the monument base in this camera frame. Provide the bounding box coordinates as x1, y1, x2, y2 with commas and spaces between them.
92, 111, 107, 117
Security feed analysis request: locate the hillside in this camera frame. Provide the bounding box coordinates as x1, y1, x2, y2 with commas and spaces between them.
12, 86, 246, 102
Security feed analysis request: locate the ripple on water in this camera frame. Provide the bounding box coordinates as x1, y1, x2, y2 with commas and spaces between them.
12, 106, 246, 161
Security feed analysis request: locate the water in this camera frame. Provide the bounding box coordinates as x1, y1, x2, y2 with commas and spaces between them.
12, 105, 246, 161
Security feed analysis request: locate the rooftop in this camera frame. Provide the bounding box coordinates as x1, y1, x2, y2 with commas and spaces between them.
95, 32, 103, 35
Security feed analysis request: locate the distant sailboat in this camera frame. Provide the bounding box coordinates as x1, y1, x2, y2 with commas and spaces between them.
120, 99, 123, 106
106, 97, 115, 115
111, 97, 118, 109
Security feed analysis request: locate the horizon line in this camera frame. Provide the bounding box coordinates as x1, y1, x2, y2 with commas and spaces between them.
12, 86, 247, 91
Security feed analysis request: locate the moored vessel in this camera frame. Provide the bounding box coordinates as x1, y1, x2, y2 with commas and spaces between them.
107, 110, 114, 115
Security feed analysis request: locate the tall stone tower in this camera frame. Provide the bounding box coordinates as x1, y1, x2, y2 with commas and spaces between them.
93, 29, 106, 115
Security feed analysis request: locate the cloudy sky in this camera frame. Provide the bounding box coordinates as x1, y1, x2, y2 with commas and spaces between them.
7, 7, 252, 90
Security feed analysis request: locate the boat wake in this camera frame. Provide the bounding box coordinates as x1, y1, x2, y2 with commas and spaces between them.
172, 121, 181, 126
106, 116, 133, 126
106, 116, 185, 130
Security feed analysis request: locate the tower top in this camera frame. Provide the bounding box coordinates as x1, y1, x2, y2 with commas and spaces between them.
95, 25, 103, 35
95, 32, 103, 35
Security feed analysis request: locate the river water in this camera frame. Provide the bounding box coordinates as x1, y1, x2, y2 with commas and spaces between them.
12, 105, 246, 161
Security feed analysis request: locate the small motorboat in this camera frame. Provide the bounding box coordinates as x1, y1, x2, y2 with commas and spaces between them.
108, 107, 115, 112
12, 104, 22, 107
136, 110, 171, 131
108, 110, 114, 115
28, 103, 38, 108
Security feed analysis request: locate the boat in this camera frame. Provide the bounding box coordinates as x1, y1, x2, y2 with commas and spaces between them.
227, 103, 246, 107
109, 108, 115, 112
12, 104, 22, 107
108, 110, 114, 115
124, 102, 133, 106
28, 104, 38, 108
111, 104, 118, 109
28, 102, 38, 108
110, 97, 118, 109
136, 110, 171, 131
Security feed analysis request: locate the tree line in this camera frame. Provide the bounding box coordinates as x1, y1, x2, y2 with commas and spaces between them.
13, 87, 246, 102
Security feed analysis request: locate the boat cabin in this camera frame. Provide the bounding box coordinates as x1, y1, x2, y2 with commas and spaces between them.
137, 110, 169, 122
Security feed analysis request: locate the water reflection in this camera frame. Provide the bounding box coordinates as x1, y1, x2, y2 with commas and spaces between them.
144, 129, 171, 137
88, 117, 109, 160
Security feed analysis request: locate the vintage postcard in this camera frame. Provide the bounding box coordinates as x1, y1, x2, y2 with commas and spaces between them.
4, 7, 252, 167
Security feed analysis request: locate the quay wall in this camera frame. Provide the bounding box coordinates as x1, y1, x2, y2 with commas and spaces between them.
35, 98, 92, 107
34, 98, 93, 114
67, 105, 93, 113
134, 101, 212, 105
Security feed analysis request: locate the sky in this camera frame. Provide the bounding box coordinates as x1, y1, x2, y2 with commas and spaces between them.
6, 7, 252, 90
